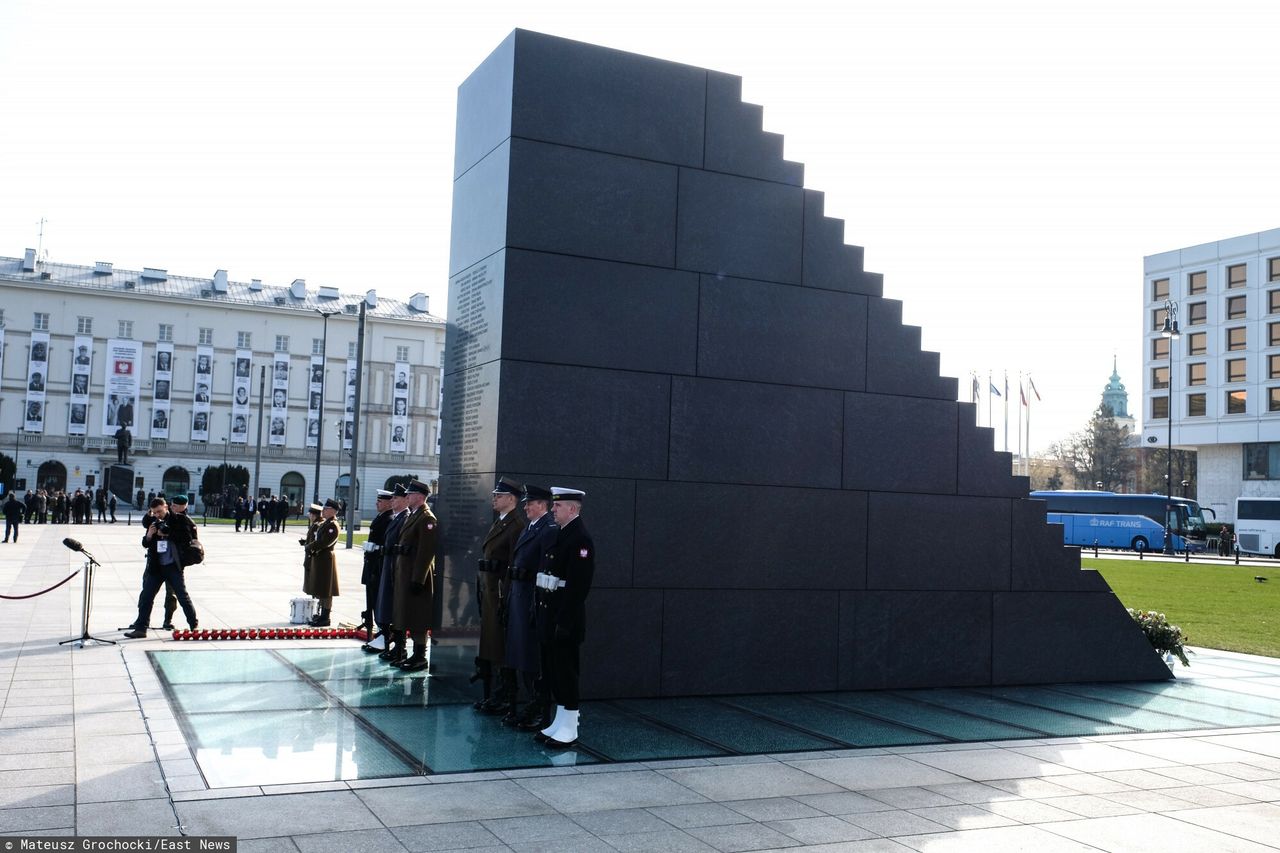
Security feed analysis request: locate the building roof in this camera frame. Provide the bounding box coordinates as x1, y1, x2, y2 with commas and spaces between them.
0, 254, 443, 324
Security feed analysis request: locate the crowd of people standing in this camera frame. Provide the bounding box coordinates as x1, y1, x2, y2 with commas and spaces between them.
2, 488, 118, 539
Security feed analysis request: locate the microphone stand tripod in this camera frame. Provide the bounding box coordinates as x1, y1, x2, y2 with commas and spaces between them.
59, 544, 116, 648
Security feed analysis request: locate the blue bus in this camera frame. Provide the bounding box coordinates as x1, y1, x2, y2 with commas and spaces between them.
1028, 490, 1213, 553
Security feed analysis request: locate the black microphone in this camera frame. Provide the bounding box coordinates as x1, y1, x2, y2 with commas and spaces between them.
63, 538, 84, 553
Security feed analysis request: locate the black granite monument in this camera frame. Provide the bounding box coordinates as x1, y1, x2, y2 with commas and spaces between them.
438, 30, 1171, 698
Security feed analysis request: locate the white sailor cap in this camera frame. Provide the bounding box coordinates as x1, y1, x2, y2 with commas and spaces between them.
375, 489, 394, 499
550, 487, 586, 502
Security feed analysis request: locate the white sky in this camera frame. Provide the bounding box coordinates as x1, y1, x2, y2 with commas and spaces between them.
3, 0, 1279, 452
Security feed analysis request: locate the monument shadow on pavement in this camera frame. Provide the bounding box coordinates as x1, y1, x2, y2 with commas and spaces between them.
437, 30, 1171, 698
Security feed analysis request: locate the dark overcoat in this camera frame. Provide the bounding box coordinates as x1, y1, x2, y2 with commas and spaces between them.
303, 518, 340, 599
393, 506, 438, 634
376, 510, 406, 625
538, 516, 595, 645
478, 511, 525, 663
362, 509, 392, 586
505, 512, 558, 674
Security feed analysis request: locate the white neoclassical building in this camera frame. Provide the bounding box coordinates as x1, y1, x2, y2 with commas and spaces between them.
0, 248, 445, 515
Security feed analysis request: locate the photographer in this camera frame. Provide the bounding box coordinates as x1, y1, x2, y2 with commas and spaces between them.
123, 496, 200, 638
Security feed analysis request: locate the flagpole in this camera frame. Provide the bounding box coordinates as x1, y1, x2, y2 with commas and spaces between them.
1017, 373, 1023, 469
1003, 370, 1009, 453
988, 370, 993, 433
1025, 379, 1032, 477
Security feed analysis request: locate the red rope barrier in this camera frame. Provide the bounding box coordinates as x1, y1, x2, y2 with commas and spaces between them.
0, 569, 82, 600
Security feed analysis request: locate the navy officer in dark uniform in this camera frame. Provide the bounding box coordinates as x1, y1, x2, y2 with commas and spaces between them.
359, 489, 394, 647
534, 487, 594, 748
509, 484, 559, 730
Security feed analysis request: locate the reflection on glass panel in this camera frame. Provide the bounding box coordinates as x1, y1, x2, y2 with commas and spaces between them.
1153, 307, 1168, 330
1152, 337, 1169, 360
1188, 394, 1206, 417
1151, 367, 1169, 389
1188, 302, 1207, 325
1226, 359, 1246, 383
1188, 332, 1207, 355
1189, 270, 1208, 294
1152, 278, 1169, 301
1152, 396, 1169, 419
1228, 264, 1247, 288
1271, 258, 1280, 282
1227, 295, 1247, 319
1269, 388, 1280, 413
1227, 327, 1247, 351
1227, 390, 1247, 415
1187, 363, 1207, 386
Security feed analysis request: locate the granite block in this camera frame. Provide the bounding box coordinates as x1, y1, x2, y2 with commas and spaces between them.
704, 71, 803, 186
956, 414, 1025, 498
454, 33, 516, 179
581, 590, 663, 699
632, 481, 866, 590
511, 30, 706, 168
865, 298, 957, 400
676, 168, 804, 285
802, 191, 880, 296
660, 590, 839, 695
697, 275, 867, 390
449, 141, 510, 277
668, 377, 843, 488
439, 361, 501, 476
867, 493, 1012, 591
992, 592, 1174, 684
1010, 500, 1107, 592
445, 253, 507, 376
843, 393, 957, 494
507, 139, 678, 268
502, 250, 698, 376
494, 362, 671, 481
849, 591, 994, 689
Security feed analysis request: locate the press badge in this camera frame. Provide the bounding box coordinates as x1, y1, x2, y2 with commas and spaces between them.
157, 540, 169, 553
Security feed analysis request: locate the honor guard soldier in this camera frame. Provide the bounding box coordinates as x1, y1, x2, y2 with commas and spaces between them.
299, 502, 322, 597
473, 477, 526, 714
534, 487, 595, 748
509, 484, 559, 730
360, 489, 394, 646
305, 500, 341, 627
375, 484, 411, 660
391, 480, 438, 672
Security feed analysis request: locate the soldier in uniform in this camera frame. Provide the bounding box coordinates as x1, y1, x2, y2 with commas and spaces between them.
534, 487, 595, 748
304, 500, 341, 626
392, 480, 438, 672
375, 485, 410, 661
509, 484, 559, 730
473, 477, 526, 714
299, 503, 322, 586
359, 489, 394, 647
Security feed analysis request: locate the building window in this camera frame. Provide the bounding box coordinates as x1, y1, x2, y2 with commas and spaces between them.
348, 341, 358, 359
33, 312, 49, 331
1152, 278, 1169, 301
77, 316, 92, 334
1187, 363, 1206, 386
1245, 443, 1280, 479
1271, 355, 1280, 379
1188, 271, 1208, 294
1270, 389, 1280, 413
0, 309, 4, 327
237, 332, 252, 349
118, 320, 133, 338
1188, 393, 1207, 417
1152, 396, 1169, 419
1188, 332, 1207, 355
1226, 359, 1247, 383
396, 345, 410, 362
1227, 327, 1247, 351
1227, 264, 1248, 289
1227, 295, 1247, 319
1227, 390, 1247, 415
1153, 306, 1168, 331
199, 328, 214, 346
312, 338, 324, 355
275, 335, 289, 353
1271, 291, 1280, 315
1188, 302, 1207, 325
1271, 323, 1280, 348
158, 323, 173, 342
1270, 258, 1280, 282
1151, 366, 1169, 390
1152, 338, 1169, 360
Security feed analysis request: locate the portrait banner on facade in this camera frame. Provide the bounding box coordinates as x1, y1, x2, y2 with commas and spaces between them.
390, 359, 410, 453
25, 330, 50, 432
343, 357, 357, 450
231, 347, 252, 444
68, 333, 93, 436
151, 341, 174, 439
101, 338, 141, 435
270, 354, 289, 446
191, 344, 214, 442
306, 354, 323, 448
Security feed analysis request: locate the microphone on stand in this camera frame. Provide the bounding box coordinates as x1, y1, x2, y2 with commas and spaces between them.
63, 538, 84, 552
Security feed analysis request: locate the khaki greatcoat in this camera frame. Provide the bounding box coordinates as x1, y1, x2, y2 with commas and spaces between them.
478, 511, 525, 663
392, 505, 438, 634
303, 518, 340, 599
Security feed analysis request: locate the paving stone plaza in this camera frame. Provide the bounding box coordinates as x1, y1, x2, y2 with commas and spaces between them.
2, 523, 1280, 851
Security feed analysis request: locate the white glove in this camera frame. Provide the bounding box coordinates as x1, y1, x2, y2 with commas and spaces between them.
535, 572, 553, 591
362, 542, 374, 553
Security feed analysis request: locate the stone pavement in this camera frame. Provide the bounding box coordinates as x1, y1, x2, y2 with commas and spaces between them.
2, 522, 1280, 851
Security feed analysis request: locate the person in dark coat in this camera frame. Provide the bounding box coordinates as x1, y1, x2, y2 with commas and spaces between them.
299, 502, 322, 587
509, 484, 558, 730
391, 481, 438, 672
3, 493, 22, 543
360, 490, 393, 648
375, 486, 410, 661
123, 496, 199, 638
534, 487, 595, 748
474, 477, 526, 715
304, 502, 340, 625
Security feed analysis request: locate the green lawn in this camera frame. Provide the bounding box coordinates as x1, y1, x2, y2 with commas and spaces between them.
1085, 558, 1280, 658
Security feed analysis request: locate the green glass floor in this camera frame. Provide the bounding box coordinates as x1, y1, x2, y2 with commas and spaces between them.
148, 647, 1280, 788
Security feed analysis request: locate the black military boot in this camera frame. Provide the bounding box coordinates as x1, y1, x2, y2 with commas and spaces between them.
498, 669, 520, 724
162, 600, 177, 632
379, 631, 404, 663
399, 642, 429, 672
518, 699, 553, 733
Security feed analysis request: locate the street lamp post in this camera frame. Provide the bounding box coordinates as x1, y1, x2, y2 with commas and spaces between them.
313, 309, 339, 504
1161, 299, 1181, 554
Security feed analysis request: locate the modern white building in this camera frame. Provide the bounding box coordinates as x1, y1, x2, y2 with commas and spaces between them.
0, 249, 445, 515
1142, 228, 1280, 522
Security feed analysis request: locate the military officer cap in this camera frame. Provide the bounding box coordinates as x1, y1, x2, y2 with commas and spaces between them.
522, 484, 553, 502
492, 477, 522, 496
375, 489, 393, 500
392, 483, 408, 497
407, 480, 430, 495
171, 494, 189, 505
308, 503, 323, 513
551, 487, 586, 502
323, 498, 341, 510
